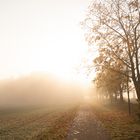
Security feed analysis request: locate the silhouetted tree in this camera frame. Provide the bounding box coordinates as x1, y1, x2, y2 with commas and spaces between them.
84, 0, 140, 100
95, 67, 126, 102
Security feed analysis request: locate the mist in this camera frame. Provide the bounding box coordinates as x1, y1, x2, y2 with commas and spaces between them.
0, 73, 86, 108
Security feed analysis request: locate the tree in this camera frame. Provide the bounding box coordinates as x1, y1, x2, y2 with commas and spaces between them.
95, 66, 126, 102
84, 0, 140, 100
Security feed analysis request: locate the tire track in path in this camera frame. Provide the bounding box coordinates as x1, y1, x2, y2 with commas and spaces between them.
66, 103, 111, 140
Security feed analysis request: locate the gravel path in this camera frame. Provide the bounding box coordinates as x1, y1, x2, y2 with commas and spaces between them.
66, 104, 111, 140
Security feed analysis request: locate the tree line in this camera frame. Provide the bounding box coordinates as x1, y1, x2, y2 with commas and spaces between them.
83, 0, 140, 105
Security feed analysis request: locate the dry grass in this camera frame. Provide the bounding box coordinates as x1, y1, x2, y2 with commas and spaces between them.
0, 104, 78, 140
35, 108, 78, 140
91, 101, 140, 140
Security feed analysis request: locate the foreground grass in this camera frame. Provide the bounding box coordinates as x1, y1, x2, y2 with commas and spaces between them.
91, 101, 140, 140
35, 107, 78, 140
0, 104, 78, 140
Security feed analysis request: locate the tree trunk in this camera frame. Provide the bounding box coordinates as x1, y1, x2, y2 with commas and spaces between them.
120, 91, 124, 102
127, 85, 131, 115
114, 92, 118, 102
134, 81, 140, 101
127, 76, 131, 115
109, 94, 113, 103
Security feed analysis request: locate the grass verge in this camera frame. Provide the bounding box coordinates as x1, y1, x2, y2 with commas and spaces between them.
91, 101, 140, 140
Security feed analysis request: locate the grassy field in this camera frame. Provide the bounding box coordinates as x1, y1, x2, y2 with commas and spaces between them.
0, 104, 78, 140
1, 100, 140, 140
91, 101, 140, 140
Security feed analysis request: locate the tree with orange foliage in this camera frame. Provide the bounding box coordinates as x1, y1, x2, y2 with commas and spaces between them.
84, 0, 140, 100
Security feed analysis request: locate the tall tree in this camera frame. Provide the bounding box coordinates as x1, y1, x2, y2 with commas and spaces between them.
84, 0, 140, 100
95, 67, 126, 102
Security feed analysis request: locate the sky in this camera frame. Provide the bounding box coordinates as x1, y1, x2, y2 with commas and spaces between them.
0, 0, 92, 83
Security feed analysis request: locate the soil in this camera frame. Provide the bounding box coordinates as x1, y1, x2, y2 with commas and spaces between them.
66, 104, 111, 140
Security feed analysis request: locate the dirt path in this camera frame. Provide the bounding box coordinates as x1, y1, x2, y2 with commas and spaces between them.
66, 103, 111, 140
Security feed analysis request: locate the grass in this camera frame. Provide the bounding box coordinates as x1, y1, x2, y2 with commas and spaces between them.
35, 107, 78, 140
91, 101, 140, 140
0, 104, 78, 140
2, 100, 140, 140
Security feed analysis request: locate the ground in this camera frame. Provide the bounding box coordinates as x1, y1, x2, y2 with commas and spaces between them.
91, 101, 140, 140
0, 100, 140, 140
0, 105, 77, 140
66, 104, 110, 140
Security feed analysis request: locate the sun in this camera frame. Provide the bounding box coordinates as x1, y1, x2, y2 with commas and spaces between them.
7, 27, 93, 87
0, 0, 93, 85
24, 23, 90, 84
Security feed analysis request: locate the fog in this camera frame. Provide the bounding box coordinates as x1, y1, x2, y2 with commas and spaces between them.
0, 73, 87, 108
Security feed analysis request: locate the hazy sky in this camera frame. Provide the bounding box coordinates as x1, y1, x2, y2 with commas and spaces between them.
0, 0, 91, 80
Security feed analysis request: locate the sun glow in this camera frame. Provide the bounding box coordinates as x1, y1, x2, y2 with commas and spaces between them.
29, 31, 89, 84
0, 0, 92, 86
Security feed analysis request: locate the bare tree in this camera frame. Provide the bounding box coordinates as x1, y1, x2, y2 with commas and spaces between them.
84, 0, 140, 100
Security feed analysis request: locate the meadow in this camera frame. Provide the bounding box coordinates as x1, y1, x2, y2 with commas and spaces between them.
0, 104, 78, 140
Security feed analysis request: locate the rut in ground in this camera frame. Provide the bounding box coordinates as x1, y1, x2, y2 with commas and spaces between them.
66, 104, 111, 140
